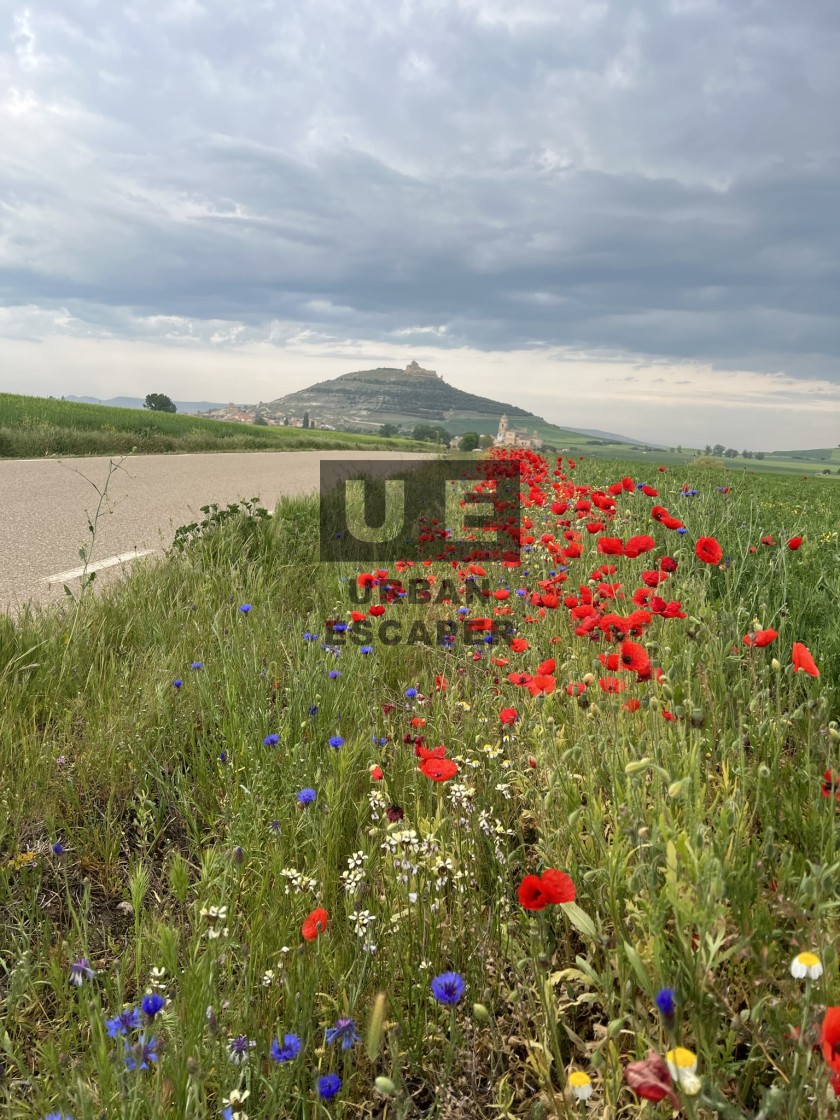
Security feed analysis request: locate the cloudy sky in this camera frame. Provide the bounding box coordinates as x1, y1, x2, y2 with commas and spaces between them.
2, 0, 839, 448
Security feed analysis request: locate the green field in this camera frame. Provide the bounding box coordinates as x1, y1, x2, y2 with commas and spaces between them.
3, 456, 840, 1117
0, 394, 431, 458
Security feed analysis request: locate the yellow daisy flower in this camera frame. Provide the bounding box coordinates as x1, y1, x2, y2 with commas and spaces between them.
568, 1070, 593, 1101
666, 1047, 701, 1094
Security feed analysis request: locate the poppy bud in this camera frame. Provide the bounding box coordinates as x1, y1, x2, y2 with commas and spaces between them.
668, 778, 690, 799
374, 1077, 397, 1096
625, 758, 652, 774
582, 672, 595, 685
771, 658, 781, 671
830, 728, 840, 742
527, 756, 537, 769
472, 1002, 492, 1024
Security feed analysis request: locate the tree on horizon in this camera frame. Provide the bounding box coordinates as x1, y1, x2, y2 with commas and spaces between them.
144, 393, 176, 413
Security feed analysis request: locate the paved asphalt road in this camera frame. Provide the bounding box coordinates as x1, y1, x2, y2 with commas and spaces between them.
0, 451, 429, 611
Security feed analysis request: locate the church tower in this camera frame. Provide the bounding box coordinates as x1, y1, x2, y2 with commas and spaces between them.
497, 415, 509, 443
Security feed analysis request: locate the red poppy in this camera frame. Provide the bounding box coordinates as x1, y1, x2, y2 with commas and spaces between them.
434, 674, 448, 690
508, 672, 533, 689
624, 1052, 680, 1108
517, 868, 575, 910
641, 570, 668, 587
792, 642, 820, 677
509, 638, 529, 653
599, 677, 626, 693
350, 610, 367, 622
370, 765, 384, 781
620, 641, 650, 674
761, 535, 776, 547
419, 757, 459, 781
695, 536, 724, 565
624, 535, 656, 557
597, 536, 624, 555
302, 907, 329, 941
743, 628, 778, 648
416, 744, 446, 761
368, 604, 386, 617
526, 674, 555, 696
822, 1007, 840, 1075
623, 698, 641, 712
788, 536, 804, 551
822, 770, 840, 801
565, 682, 586, 696
540, 868, 576, 902
659, 556, 678, 573
499, 707, 518, 726
537, 658, 556, 676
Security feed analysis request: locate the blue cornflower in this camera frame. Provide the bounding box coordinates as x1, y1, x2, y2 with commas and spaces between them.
308, 704, 319, 716
328, 670, 341, 679
269, 819, 282, 834
52, 841, 66, 856
219, 751, 227, 764
227, 1035, 255, 1064
141, 993, 165, 1019
515, 589, 527, 597
676, 527, 688, 534
372, 736, 387, 746
636, 482, 646, 490
458, 607, 469, 616
263, 733, 280, 746
328, 735, 344, 749
332, 622, 347, 633
69, 958, 95, 987
297, 788, 316, 805
44, 1113, 73, 1120
239, 604, 252, 613
105, 1007, 141, 1037
190, 661, 203, 670
271, 1033, 302, 1061
123, 1033, 158, 1071
317, 1073, 342, 1099
325, 1017, 361, 1050
303, 632, 316, 641
655, 988, 676, 1018
405, 688, 418, 699
173, 679, 183, 689
431, 971, 465, 1005
360, 645, 374, 655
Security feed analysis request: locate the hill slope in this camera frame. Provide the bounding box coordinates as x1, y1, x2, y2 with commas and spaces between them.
267, 365, 659, 448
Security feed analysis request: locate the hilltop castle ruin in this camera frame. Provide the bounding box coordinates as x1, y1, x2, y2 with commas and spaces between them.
404, 360, 440, 379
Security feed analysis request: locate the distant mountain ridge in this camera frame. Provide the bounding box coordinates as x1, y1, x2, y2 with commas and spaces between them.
64, 395, 238, 413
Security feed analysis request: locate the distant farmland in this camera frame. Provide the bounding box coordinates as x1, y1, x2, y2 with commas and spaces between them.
0, 394, 430, 457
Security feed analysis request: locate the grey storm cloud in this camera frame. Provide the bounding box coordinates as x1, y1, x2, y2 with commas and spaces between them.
2, 0, 839, 377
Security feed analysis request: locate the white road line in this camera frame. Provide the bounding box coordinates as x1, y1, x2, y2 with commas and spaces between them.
44, 549, 158, 584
